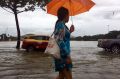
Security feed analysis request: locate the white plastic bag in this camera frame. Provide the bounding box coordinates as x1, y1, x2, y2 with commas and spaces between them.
45, 37, 60, 59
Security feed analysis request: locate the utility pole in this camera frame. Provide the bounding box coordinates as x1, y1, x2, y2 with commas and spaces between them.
107, 25, 109, 33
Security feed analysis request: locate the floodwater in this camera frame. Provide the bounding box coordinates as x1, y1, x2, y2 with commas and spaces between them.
0, 41, 120, 79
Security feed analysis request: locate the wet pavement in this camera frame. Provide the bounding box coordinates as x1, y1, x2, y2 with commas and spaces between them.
0, 41, 120, 79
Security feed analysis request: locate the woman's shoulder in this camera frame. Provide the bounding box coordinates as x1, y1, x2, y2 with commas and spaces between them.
56, 21, 65, 29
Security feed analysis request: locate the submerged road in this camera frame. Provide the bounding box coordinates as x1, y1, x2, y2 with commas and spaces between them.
0, 41, 120, 79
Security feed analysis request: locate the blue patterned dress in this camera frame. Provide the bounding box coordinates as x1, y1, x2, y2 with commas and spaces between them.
54, 21, 73, 72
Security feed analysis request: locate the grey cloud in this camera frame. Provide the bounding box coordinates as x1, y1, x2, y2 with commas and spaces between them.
93, 0, 120, 6
1, 0, 120, 36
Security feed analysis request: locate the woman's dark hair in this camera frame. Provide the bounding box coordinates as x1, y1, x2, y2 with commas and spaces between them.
54, 7, 69, 30
57, 7, 69, 21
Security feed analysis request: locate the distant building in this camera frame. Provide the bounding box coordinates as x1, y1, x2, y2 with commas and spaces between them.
0, 33, 10, 41
0, 34, 7, 41
117, 34, 120, 39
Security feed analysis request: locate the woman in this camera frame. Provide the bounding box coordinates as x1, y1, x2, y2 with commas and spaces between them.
54, 7, 74, 79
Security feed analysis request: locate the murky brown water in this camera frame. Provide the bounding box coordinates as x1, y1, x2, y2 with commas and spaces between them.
0, 41, 120, 79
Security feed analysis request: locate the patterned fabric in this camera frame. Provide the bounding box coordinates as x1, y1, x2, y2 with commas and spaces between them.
54, 21, 72, 72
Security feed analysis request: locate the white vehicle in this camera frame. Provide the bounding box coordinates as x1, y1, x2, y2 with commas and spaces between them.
98, 35, 120, 53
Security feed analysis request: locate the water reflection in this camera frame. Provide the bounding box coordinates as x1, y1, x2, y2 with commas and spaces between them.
0, 41, 120, 79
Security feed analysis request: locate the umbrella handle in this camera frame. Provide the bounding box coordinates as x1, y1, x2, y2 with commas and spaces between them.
69, 0, 74, 25
71, 16, 73, 25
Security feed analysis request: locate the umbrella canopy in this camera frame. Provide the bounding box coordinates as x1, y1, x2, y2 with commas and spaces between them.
47, 0, 95, 16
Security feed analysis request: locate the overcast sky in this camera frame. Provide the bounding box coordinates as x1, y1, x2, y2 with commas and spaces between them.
0, 0, 120, 37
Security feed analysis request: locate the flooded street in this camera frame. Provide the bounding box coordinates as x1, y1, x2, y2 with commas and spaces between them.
0, 41, 120, 79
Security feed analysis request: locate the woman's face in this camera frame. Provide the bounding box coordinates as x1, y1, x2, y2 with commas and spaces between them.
64, 14, 69, 23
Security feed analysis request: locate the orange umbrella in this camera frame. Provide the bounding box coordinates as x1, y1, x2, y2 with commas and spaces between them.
47, 0, 95, 16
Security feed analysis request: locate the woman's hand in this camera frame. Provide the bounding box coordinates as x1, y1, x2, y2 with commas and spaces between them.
70, 25, 75, 33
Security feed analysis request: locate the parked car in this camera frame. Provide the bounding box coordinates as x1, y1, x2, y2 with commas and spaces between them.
22, 35, 50, 52
98, 35, 120, 53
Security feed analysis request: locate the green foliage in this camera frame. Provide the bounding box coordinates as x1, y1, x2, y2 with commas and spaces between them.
0, 0, 49, 13
72, 30, 120, 41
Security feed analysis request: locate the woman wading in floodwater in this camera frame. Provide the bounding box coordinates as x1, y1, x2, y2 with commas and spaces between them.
53, 7, 75, 79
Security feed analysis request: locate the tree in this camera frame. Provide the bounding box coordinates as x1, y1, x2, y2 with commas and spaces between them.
0, 0, 49, 49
